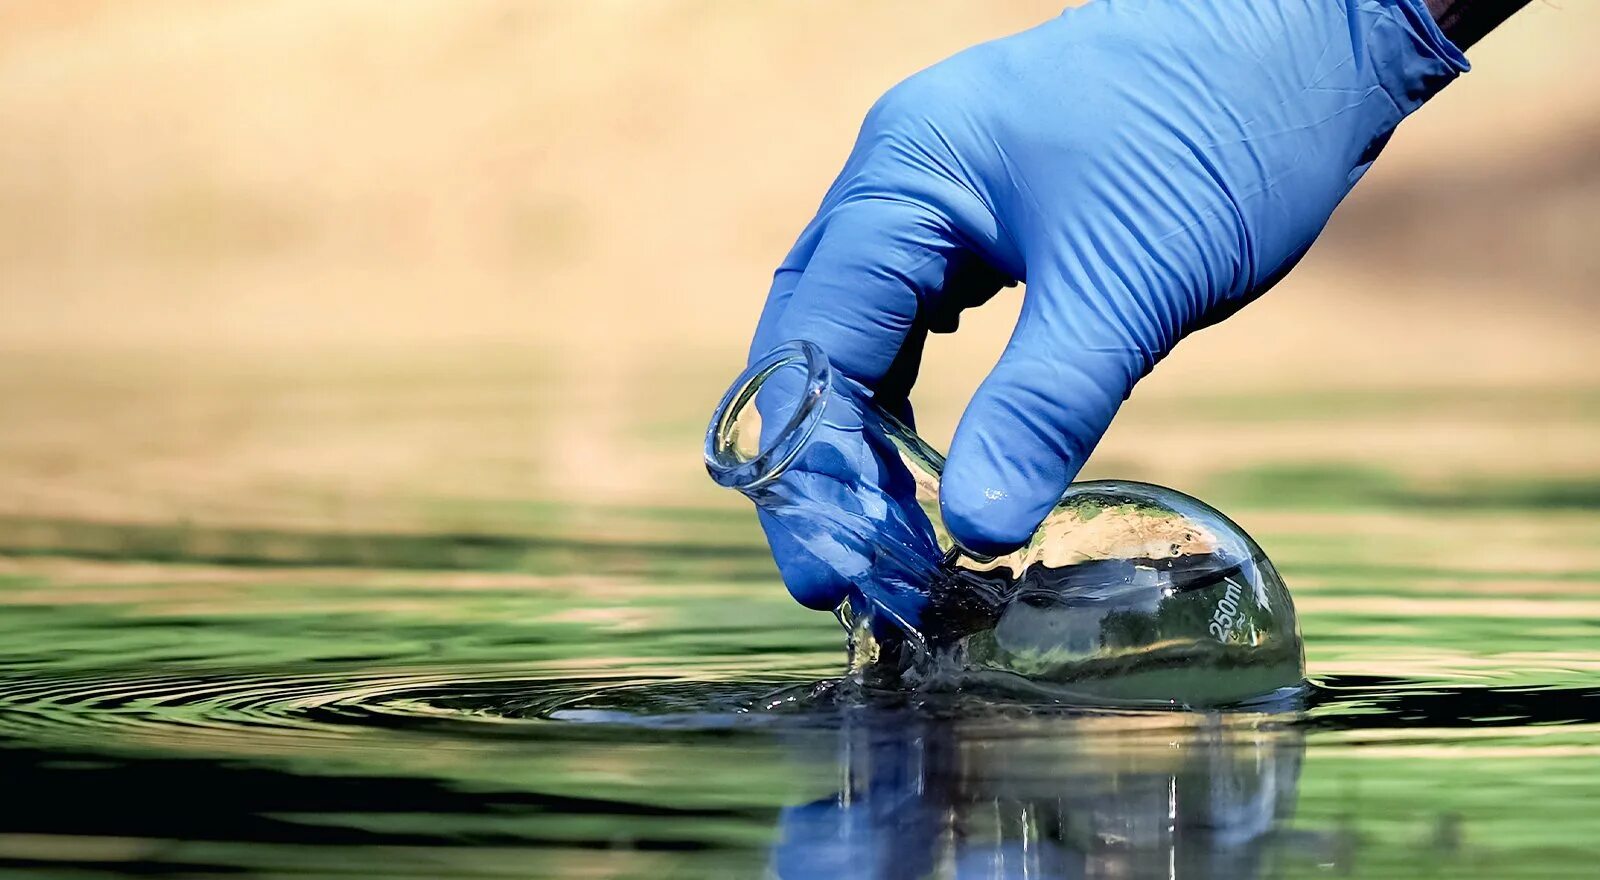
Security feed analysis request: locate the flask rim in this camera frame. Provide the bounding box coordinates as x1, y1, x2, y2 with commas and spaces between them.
705, 339, 832, 490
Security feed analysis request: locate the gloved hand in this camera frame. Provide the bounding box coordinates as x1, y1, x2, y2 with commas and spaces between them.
750, 0, 1467, 609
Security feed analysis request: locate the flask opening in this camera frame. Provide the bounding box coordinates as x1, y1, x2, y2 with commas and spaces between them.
705, 340, 832, 491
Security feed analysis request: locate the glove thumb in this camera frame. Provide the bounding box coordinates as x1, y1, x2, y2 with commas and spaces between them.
940, 275, 1148, 556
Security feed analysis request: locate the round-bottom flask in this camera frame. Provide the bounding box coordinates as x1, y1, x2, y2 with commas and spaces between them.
708, 341, 1304, 706
883, 481, 1305, 707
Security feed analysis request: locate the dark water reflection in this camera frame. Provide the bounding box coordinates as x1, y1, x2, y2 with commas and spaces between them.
766, 711, 1303, 880
2, 661, 1600, 878
1, 671, 1305, 879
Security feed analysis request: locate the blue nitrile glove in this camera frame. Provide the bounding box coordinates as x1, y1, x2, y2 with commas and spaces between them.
749, 0, 1466, 609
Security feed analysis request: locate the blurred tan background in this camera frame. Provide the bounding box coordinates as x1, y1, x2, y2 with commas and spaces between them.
0, 0, 1596, 539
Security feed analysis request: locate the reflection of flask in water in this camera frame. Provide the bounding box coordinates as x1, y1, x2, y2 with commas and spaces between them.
770, 709, 1308, 879
707, 341, 1304, 706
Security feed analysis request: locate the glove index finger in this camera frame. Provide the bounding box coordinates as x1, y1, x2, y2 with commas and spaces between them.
750, 198, 967, 609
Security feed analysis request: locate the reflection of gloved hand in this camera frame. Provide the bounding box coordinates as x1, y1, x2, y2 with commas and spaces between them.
751, 0, 1465, 608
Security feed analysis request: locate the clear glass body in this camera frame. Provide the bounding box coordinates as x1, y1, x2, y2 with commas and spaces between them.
707, 341, 1304, 706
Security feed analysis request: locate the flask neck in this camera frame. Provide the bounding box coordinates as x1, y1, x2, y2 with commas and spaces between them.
705, 341, 832, 492
705, 341, 951, 628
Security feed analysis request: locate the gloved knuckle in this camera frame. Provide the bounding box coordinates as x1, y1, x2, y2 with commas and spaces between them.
868, 73, 938, 122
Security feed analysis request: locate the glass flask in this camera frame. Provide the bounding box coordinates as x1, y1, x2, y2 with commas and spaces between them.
706, 340, 1304, 706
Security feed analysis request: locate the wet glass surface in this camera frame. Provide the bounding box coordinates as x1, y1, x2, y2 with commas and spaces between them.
2, 354, 1600, 878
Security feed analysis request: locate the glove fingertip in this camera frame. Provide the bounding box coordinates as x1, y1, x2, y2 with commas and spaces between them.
939, 463, 1057, 558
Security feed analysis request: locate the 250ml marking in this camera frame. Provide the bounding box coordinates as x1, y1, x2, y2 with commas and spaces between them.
1207, 578, 1246, 642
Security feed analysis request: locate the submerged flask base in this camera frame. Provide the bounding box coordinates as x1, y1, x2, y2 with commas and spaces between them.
841, 481, 1306, 708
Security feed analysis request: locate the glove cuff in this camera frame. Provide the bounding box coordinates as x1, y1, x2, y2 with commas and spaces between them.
1363, 0, 1471, 115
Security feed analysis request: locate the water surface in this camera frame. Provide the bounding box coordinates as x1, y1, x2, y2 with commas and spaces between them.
1, 360, 1598, 878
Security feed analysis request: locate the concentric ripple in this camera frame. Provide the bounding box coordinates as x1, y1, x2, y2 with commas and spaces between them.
0, 667, 844, 755
5, 666, 1600, 759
